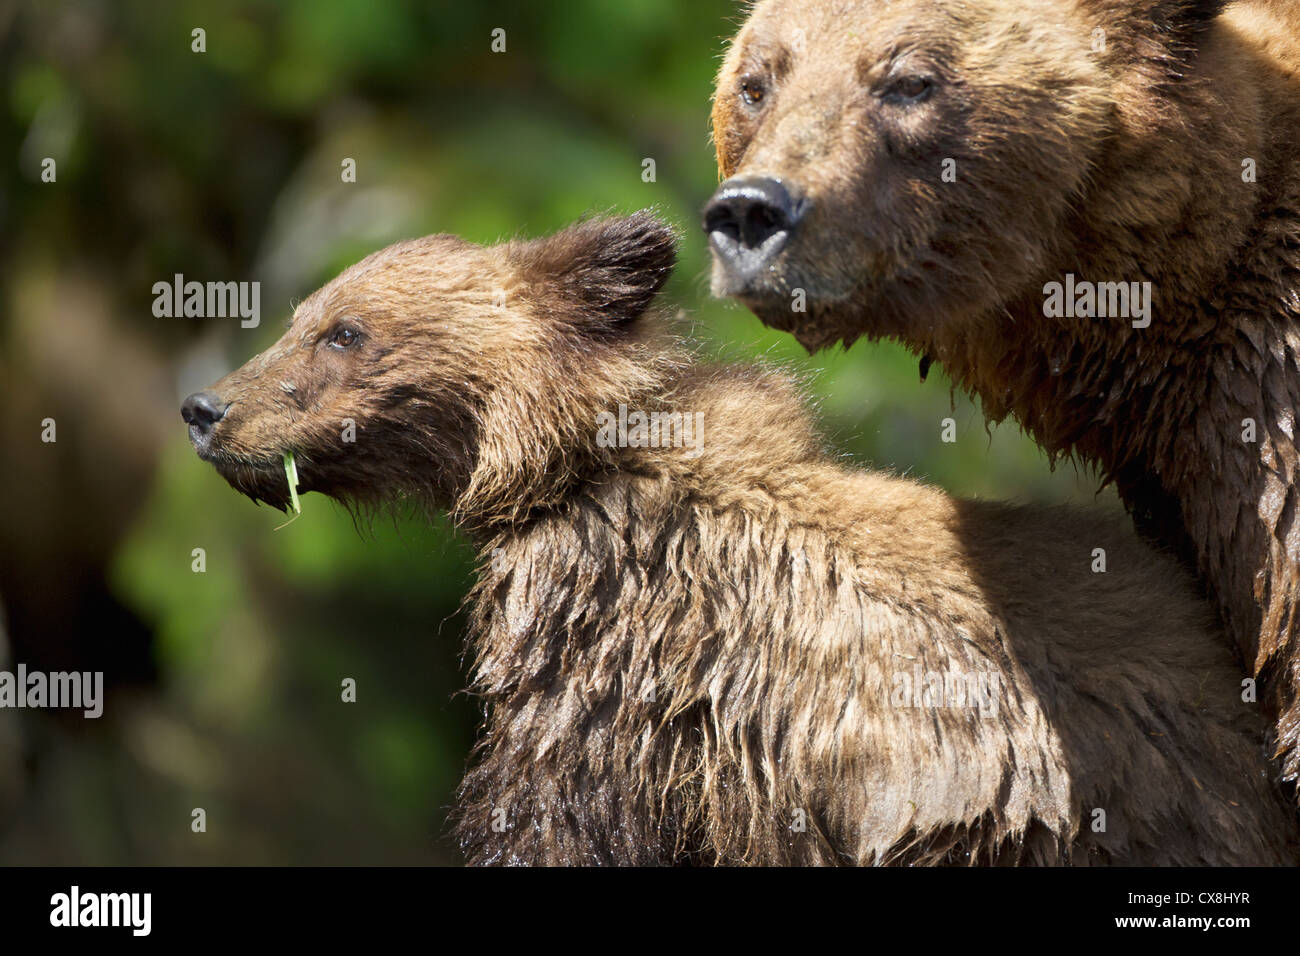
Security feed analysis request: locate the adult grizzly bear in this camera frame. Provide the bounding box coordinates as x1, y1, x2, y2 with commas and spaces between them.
705, 0, 1300, 786
182, 213, 1296, 864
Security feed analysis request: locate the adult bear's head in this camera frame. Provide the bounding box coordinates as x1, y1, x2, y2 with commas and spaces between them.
704, 0, 1227, 350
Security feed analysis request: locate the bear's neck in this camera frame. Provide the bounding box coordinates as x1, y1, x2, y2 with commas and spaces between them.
454, 359, 826, 537
449, 326, 693, 532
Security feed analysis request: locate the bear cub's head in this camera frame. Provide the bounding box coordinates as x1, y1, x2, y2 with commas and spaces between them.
182, 212, 681, 523
705, 0, 1227, 350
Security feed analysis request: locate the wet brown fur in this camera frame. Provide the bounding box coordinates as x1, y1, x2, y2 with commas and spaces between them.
709, 0, 1300, 786
187, 213, 1296, 864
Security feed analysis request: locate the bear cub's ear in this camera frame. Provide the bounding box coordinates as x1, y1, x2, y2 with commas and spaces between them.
524, 210, 679, 329
1149, 0, 1227, 42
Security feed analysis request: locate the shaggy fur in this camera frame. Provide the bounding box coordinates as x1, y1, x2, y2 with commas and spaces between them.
707, 0, 1300, 786
183, 213, 1296, 865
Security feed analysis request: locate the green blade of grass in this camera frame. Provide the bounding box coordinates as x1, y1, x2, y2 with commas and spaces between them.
283, 450, 302, 515
275, 450, 303, 530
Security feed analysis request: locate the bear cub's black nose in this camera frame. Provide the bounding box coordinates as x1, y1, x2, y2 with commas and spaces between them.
181, 391, 229, 436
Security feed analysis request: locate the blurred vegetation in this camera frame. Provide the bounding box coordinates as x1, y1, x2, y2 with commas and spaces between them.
0, 0, 1117, 865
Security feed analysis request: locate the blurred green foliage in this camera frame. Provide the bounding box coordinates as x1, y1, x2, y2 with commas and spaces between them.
0, 0, 1115, 864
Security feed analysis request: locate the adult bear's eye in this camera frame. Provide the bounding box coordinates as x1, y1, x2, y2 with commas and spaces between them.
882, 74, 933, 104
740, 75, 767, 107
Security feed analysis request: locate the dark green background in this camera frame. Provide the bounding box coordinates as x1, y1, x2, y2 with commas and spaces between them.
0, 0, 1114, 864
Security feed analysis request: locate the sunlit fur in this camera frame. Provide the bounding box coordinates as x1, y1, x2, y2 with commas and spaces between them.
190, 214, 1296, 865
710, 0, 1300, 788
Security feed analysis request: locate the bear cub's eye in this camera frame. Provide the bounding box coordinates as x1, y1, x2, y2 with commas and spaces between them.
881, 74, 934, 104
328, 326, 360, 349
739, 75, 767, 107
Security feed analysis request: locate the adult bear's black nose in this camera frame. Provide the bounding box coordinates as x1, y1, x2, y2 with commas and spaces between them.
181, 391, 229, 436
704, 176, 804, 250
704, 176, 806, 288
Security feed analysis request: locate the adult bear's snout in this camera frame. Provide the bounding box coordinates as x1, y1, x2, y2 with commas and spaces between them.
704, 176, 806, 289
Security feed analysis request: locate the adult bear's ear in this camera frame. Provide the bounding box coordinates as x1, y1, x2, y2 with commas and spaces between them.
522, 210, 679, 328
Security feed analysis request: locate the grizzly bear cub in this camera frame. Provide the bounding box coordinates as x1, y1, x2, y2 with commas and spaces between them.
183, 212, 1296, 865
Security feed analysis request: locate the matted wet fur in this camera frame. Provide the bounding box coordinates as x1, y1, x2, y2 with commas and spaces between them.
184, 213, 1297, 865
707, 0, 1300, 790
